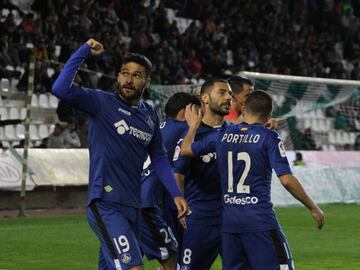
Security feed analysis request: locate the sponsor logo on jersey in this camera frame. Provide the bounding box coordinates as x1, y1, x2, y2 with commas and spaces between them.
181, 266, 191, 270
173, 145, 181, 161
118, 107, 131, 115
240, 127, 248, 131
114, 119, 152, 144
121, 253, 132, 264
104, 185, 113, 192
277, 137, 287, 157
224, 194, 259, 205
200, 152, 216, 163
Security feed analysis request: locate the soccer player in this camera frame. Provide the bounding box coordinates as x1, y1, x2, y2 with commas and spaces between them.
181, 90, 325, 270
225, 75, 254, 124
140, 92, 200, 270
52, 39, 188, 270
228, 75, 286, 128
173, 78, 232, 270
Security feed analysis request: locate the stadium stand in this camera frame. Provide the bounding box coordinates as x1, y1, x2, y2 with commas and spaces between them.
0, 0, 359, 151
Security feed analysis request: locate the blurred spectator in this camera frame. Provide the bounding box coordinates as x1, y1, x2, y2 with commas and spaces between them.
36, 138, 49, 148
293, 152, 306, 166
47, 123, 65, 148
62, 119, 81, 148
302, 128, 317, 150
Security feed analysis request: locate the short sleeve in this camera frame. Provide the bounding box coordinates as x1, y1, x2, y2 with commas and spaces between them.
267, 131, 292, 176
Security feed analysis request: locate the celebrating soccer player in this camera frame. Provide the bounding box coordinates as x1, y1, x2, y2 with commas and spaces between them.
52, 39, 188, 270
173, 79, 232, 270
181, 90, 325, 270
140, 92, 200, 270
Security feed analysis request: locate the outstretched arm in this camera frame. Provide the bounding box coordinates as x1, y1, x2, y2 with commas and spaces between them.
180, 104, 202, 156
52, 39, 104, 115
279, 174, 325, 230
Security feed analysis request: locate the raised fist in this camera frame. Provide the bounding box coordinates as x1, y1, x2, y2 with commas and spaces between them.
86, 39, 104, 56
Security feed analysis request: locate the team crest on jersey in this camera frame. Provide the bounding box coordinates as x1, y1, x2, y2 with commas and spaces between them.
145, 116, 154, 129
121, 253, 132, 264
104, 185, 113, 192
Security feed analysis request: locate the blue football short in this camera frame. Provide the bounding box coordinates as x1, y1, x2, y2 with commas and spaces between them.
162, 206, 182, 245
179, 223, 221, 270
87, 200, 143, 270
140, 206, 179, 261
222, 228, 294, 270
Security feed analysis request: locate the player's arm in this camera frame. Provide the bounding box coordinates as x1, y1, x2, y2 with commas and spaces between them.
279, 174, 325, 229
174, 173, 185, 193
148, 114, 188, 218
52, 39, 104, 115
180, 104, 202, 156
267, 132, 325, 230
265, 117, 287, 129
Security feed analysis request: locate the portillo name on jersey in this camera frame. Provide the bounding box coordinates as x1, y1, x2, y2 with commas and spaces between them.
114, 119, 152, 144
221, 133, 260, 144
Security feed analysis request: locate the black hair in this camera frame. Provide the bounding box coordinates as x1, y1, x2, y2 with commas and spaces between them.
122, 53, 153, 77
165, 92, 201, 118
227, 75, 254, 94
244, 90, 273, 118
200, 78, 229, 95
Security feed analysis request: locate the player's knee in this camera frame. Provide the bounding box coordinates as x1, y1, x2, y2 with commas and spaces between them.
129, 266, 144, 270
160, 255, 178, 270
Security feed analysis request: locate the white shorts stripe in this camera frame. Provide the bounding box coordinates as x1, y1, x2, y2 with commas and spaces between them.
280, 264, 289, 270
283, 242, 290, 259
114, 258, 122, 270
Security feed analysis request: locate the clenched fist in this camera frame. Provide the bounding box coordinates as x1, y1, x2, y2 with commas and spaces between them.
86, 39, 104, 56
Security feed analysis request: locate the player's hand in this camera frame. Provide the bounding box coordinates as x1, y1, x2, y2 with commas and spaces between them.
86, 39, 104, 56
265, 117, 287, 129
311, 206, 325, 230
185, 104, 202, 130
179, 216, 187, 229
173, 196, 188, 219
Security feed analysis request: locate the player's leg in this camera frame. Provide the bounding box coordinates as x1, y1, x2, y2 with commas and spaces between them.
221, 232, 251, 270
141, 207, 179, 270
87, 200, 144, 270
241, 229, 294, 270
179, 224, 221, 270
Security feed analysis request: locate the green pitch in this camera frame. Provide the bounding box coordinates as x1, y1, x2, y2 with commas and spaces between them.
0, 204, 359, 270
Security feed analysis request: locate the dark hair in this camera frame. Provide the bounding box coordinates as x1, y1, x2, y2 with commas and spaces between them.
200, 78, 228, 95
122, 53, 153, 77
228, 75, 254, 94
244, 90, 273, 118
165, 92, 201, 118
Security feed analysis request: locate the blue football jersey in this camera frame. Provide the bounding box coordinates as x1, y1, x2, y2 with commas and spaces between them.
173, 122, 231, 226
52, 44, 166, 208
141, 119, 188, 208
192, 123, 292, 233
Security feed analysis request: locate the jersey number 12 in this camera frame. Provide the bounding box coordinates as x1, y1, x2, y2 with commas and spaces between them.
227, 151, 251, 193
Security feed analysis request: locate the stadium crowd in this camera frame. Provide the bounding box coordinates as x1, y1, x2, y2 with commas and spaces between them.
1, 0, 360, 87
0, 0, 359, 150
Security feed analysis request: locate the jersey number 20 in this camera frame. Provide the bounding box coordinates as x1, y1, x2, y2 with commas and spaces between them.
227, 151, 251, 193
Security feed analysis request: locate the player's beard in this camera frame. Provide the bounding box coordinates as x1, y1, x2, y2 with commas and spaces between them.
117, 83, 144, 104
209, 98, 231, 116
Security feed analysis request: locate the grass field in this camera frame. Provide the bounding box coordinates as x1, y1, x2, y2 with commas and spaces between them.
0, 204, 359, 270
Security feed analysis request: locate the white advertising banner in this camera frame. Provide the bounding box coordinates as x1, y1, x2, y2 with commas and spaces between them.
0, 149, 359, 206
0, 150, 35, 191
